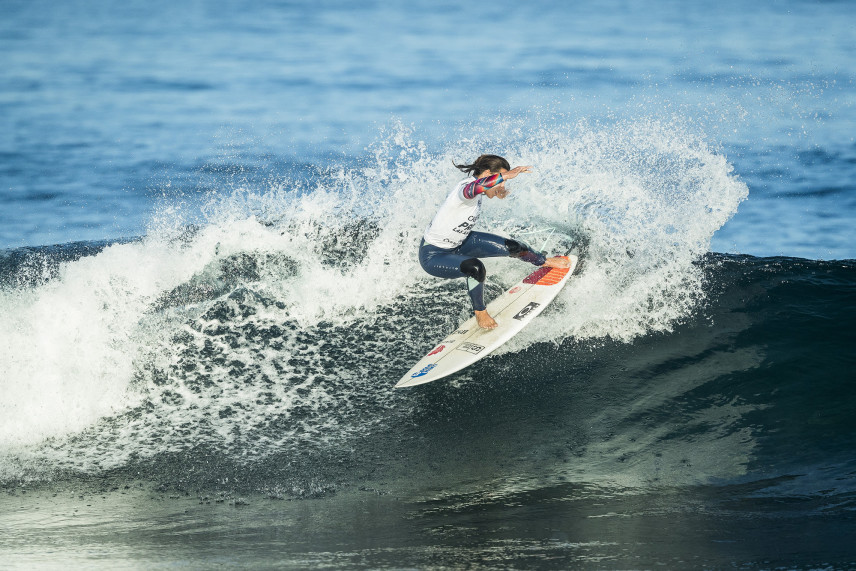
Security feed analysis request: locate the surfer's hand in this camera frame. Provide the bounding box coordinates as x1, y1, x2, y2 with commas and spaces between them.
504, 166, 532, 180
543, 256, 570, 269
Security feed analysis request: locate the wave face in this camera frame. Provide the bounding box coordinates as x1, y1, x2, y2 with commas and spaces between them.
2, 121, 853, 505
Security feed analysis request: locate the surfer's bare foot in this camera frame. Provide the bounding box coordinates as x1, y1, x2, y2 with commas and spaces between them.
474, 310, 498, 329
544, 256, 570, 269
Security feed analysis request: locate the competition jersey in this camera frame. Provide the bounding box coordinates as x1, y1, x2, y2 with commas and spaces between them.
423, 174, 503, 249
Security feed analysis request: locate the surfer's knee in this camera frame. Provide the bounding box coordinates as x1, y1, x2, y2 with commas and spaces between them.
459, 258, 486, 283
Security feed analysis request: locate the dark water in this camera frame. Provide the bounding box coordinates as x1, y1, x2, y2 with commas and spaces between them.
2, 244, 855, 568
2, 0, 856, 568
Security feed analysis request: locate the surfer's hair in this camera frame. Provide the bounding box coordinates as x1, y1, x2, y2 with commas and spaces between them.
454, 155, 511, 177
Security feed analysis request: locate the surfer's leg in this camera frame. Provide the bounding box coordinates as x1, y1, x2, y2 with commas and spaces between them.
458, 231, 547, 266
456, 259, 497, 328
459, 257, 487, 312
419, 240, 470, 279
419, 241, 492, 323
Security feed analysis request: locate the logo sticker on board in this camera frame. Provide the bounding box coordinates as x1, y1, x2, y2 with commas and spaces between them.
428, 345, 445, 356
513, 302, 541, 321
453, 329, 469, 335
508, 286, 522, 295
457, 342, 484, 355
411, 364, 437, 378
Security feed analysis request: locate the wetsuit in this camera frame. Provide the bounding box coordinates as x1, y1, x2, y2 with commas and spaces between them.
419, 174, 546, 311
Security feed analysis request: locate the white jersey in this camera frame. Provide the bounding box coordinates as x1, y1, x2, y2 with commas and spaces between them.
423, 178, 482, 249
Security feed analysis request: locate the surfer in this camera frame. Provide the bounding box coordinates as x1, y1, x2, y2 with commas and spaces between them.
419, 154, 570, 329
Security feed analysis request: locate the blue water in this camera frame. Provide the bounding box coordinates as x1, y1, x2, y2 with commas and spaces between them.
3, 0, 854, 258
2, 0, 856, 568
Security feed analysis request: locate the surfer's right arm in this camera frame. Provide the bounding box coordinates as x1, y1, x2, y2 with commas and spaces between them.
461, 166, 532, 199
461, 173, 504, 199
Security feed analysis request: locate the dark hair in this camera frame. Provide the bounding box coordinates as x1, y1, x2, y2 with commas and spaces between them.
454, 154, 511, 177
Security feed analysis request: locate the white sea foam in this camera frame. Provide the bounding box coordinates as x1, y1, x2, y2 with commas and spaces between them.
488, 117, 748, 348
0, 116, 747, 477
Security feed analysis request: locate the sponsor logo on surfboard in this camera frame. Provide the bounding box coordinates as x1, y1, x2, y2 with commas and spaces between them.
508, 286, 522, 294
513, 302, 541, 321
453, 329, 469, 335
411, 364, 437, 378
428, 345, 445, 356
457, 342, 484, 355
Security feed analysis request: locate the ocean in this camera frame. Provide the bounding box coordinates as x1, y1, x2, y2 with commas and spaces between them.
1, 0, 855, 568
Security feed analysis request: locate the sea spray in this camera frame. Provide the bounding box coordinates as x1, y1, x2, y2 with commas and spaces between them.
481, 117, 747, 345
0, 117, 747, 481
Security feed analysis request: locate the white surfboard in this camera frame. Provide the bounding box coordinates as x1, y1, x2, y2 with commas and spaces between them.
396, 254, 578, 388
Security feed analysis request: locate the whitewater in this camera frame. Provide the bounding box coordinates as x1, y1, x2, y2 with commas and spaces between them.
0, 119, 742, 462
2, 0, 855, 568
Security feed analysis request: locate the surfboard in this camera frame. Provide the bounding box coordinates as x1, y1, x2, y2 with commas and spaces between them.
396, 254, 578, 388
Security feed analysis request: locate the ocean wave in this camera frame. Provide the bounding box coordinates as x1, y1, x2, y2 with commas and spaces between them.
8, 120, 851, 499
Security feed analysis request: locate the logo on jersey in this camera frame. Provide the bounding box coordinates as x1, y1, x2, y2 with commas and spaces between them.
457, 342, 484, 355
453, 222, 473, 235
513, 302, 541, 321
